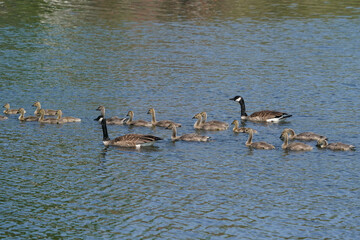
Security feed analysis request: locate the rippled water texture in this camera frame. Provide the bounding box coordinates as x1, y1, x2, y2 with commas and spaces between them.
1, 0, 360, 239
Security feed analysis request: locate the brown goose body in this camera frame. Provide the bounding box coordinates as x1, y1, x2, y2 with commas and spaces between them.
0, 115, 8, 120
99, 117, 162, 148
38, 109, 60, 124
230, 96, 292, 122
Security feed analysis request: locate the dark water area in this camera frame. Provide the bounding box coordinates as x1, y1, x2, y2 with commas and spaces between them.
1, 0, 359, 239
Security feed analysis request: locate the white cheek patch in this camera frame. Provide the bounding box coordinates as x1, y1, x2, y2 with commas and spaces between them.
236, 97, 242, 102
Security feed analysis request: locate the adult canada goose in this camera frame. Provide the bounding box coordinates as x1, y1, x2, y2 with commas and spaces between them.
192, 112, 228, 131
3, 103, 18, 114
38, 109, 60, 124
280, 130, 313, 151
229, 96, 292, 122
167, 123, 210, 142
244, 128, 275, 150
56, 110, 81, 123
126, 111, 153, 127
33, 101, 57, 116
281, 128, 327, 141
200, 112, 229, 130
147, 108, 181, 128
96, 105, 128, 125
0, 115, 8, 120
17, 108, 38, 122
99, 117, 162, 148
316, 138, 355, 151
193, 113, 203, 130
231, 120, 258, 133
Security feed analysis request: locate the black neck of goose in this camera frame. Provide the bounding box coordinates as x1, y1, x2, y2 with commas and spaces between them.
239, 98, 247, 117
101, 118, 110, 141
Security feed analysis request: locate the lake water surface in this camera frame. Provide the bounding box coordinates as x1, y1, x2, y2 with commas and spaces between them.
1, 0, 360, 239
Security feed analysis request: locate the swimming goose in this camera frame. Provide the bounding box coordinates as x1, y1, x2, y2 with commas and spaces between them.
56, 110, 81, 123
231, 120, 258, 133
281, 128, 327, 141
38, 109, 60, 124
0, 115, 8, 120
200, 112, 229, 130
33, 101, 57, 116
280, 129, 313, 151
192, 112, 228, 131
126, 111, 153, 127
316, 138, 355, 151
3, 103, 18, 114
229, 96, 292, 122
167, 123, 210, 142
99, 117, 162, 148
96, 105, 128, 125
244, 128, 275, 150
17, 108, 38, 121
147, 108, 181, 128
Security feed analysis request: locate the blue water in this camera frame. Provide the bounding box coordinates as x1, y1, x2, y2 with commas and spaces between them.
1, 0, 359, 239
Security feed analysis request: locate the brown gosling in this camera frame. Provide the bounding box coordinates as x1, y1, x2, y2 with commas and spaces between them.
244, 128, 275, 150
33, 101, 57, 116
200, 111, 229, 130
17, 108, 38, 121
96, 105, 128, 124
230, 96, 292, 122
126, 111, 153, 127
280, 129, 313, 151
281, 128, 327, 141
231, 120, 258, 133
3, 103, 18, 114
167, 123, 210, 142
316, 138, 355, 151
56, 110, 81, 123
38, 109, 60, 124
147, 108, 181, 128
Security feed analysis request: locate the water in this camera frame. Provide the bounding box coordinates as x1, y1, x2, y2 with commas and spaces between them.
1, 0, 360, 238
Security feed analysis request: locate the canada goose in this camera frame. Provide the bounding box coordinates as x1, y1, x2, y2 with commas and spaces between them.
281, 128, 327, 141
3, 103, 18, 114
244, 128, 275, 150
17, 108, 38, 121
200, 112, 229, 130
147, 108, 181, 128
0, 115, 8, 120
231, 120, 258, 133
56, 110, 81, 123
167, 123, 210, 142
280, 130, 313, 151
193, 113, 203, 130
126, 111, 153, 127
316, 138, 355, 151
32, 101, 57, 116
96, 105, 128, 125
229, 96, 292, 122
99, 117, 162, 148
38, 109, 60, 124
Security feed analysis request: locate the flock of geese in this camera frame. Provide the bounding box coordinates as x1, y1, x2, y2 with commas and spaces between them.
2, 96, 356, 151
